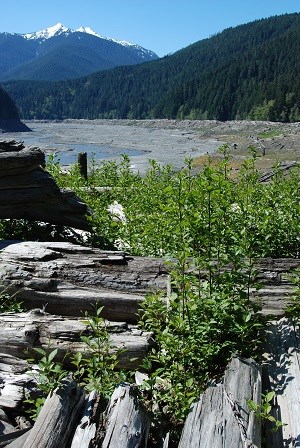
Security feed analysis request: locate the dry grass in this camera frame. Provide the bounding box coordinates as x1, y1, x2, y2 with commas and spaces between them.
192, 152, 300, 181
191, 120, 300, 175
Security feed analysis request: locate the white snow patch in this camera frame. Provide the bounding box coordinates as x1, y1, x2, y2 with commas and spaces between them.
23, 23, 70, 40
75, 26, 102, 38
21, 23, 158, 58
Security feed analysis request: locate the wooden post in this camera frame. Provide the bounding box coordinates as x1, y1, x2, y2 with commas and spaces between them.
78, 152, 87, 180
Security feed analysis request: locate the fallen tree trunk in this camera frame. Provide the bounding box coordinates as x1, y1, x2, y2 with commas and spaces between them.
0, 309, 153, 371
179, 357, 261, 448
0, 143, 90, 230
0, 241, 169, 322
1, 242, 299, 320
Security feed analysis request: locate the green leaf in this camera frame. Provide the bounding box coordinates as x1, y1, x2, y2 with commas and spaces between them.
186, 378, 194, 387
48, 349, 58, 362
244, 313, 252, 322
264, 391, 275, 403
33, 347, 46, 356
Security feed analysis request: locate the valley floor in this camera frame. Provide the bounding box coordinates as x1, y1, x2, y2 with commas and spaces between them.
3, 119, 300, 173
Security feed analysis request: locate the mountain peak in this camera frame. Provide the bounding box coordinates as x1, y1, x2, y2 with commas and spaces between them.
75, 26, 101, 38
20, 23, 158, 59
23, 23, 71, 40
22, 23, 130, 46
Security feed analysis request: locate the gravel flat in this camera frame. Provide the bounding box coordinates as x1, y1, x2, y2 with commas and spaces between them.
3, 119, 300, 173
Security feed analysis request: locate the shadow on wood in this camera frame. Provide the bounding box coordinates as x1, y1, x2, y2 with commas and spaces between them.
0, 141, 91, 230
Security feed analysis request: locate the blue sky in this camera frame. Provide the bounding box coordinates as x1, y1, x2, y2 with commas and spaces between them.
0, 0, 299, 56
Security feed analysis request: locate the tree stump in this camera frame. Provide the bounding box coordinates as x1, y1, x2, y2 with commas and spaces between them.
98, 383, 151, 448
9, 377, 85, 448
179, 357, 261, 448
263, 317, 300, 447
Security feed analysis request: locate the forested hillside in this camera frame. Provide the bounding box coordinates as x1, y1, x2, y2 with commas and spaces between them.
0, 85, 30, 131
3, 13, 300, 121
0, 30, 158, 82
0, 85, 19, 119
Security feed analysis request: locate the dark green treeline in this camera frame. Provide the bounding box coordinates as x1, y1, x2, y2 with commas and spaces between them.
3, 13, 300, 122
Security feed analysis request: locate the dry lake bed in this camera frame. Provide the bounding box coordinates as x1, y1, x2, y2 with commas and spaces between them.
3, 119, 300, 173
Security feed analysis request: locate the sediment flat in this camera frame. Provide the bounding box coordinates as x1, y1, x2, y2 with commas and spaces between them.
3, 119, 300, 172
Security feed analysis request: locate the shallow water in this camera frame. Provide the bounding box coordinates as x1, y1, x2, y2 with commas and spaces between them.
8, 133, 143, 166
48, 143, 143, 165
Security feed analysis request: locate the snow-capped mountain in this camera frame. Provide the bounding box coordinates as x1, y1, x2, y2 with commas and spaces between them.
23, 23, 72, 40
22, 23, 157, 60
0, 23, 158, 81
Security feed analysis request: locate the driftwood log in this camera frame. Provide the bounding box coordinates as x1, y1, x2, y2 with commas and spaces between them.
0, 370, 37, 410
0, 242, 299, 321
0, 306, 153, 413
179, 357, 261, 448
252, 258, 300, 317
0, 141, 90, 230
0, 308, 153, 370
0, 241, 169, 322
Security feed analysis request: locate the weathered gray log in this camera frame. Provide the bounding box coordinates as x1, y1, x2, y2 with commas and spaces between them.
260, 162, 298, 183
251, 258, 300, 317
224, 357, 261, 447
0, 354, 38, 409
0, 419, 16, 436
0, 144, 90, 230
5, 429, 31, 448
2, 241, 300, 319
0, 371, 37, 409
0, 428, 31, 448
262, 318, 300, 447
0, 309, 153, 371
0, 241, 169, 322
179, 357, 261, 448
98, 383, 150, 448
70, 391, 97, 448
0, 241, 298, 321
7, 377, 85, 448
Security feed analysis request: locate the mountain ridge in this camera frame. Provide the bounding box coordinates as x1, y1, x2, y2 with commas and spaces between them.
22, 22, 150, 51
0, 23, 158, 81
3, 13, 300, 122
